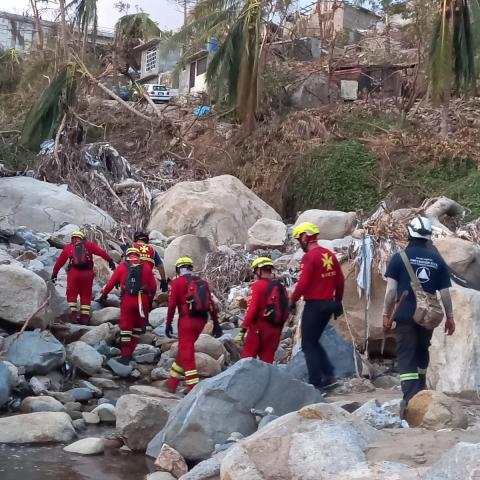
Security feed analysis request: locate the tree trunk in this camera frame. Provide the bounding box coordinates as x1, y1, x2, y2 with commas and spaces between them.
58, 0, 67, 59
30, 0, 44, 49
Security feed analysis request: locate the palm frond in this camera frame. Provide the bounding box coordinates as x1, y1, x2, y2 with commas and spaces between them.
68, 0, 98, 43
21, 66, 77, 151
115, 13, 161, 42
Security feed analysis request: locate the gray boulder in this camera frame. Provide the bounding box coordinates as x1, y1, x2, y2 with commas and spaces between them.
0, 265, 48, 327
0, 412, 76, 443
146, 358, 323, 462
425, 442, 480, 479
79, 323, 119, 346
66, 341, 103, 376
164, 234, 214, 278
116, 394, 177, 451
63, 437, 105, 455
20, 396, 66, 413
3, 330, 66, 374
180, 451, 228, 480
49, 224, 80, 248
283, 323, 359, 382
0, 361, 12, 408
91, 307, 120, 326
66, 388, 93, 402
0, 176, 115, 233
133, 344, 159, 364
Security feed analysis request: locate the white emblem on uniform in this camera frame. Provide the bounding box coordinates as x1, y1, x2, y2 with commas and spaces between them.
416, 267, 430, 283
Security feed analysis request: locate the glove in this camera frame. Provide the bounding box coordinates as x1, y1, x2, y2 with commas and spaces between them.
160, 279, 168, 293
212, 323, 223, 339
50, 274, 57, 285
235, 328, 246, 346
165, 323, 173, 338
333, 300, 344, 319
108, 259, 116, 271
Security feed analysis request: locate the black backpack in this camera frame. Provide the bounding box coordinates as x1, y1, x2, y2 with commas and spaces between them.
71, 241, 92, 269
186, 276, 212, 318
264, 279, 289, 326
124, 263, 143, 295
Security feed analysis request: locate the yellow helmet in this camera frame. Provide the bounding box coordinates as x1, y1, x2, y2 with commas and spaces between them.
251, 257, 274, 270
176, 256, 194, 268
126, 247, 140, 256
71, 230, 86, 239
292, 222, 320, 239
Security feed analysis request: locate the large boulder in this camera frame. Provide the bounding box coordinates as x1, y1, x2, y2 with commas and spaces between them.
147, 358, 323, 462
0, 412, 76, 443
79, 323, 119, 346
66, 341, 104, 376
424, 442, 480, 479
169, 334, 226, 360
405, 390, 468, 430
116, 394, 177, 451
283, 314, 360, 382
3, 330, 66, 374
20, 396, 66, 413
337, 268, 394, 356
294, 210, 356, 240
0, 361, 12, 408
220, 403, 383, 480
90, 307, 120, 326
164, 235, 215, 278
428, 285, 480, 394
246, 218, 287, 251
148, 175, 281, 245
0, 265, 48, 327
434, 237, 480, 290
0, 177, 115, 233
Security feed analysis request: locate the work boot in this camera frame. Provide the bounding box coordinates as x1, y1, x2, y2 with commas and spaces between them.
69, 311, 78, 323
79, 314, 90, 326
319, 377, 338, 390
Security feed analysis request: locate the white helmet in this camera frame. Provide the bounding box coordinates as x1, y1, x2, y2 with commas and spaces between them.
408, 216, 432, 239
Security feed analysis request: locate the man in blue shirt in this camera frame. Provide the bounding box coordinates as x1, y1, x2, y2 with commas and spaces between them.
383, 217, 455, 410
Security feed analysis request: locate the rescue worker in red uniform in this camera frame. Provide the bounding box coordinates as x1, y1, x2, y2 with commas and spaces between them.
290, 222, 345, 390
132, 231, 168, 292
235, 257, 289, 364
166, 257, 222, 393
99, 247, 157, 365
51, 231, 115, 324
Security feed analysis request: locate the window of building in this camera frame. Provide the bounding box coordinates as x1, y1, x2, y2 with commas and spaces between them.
145, 48, 157, 72
196, 56, 208, 76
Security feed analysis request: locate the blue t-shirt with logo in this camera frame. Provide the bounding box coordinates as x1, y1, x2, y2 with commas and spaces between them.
385, 244, 451, 322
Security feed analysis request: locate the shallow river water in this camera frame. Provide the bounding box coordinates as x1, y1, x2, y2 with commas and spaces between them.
0, 444, 154, 480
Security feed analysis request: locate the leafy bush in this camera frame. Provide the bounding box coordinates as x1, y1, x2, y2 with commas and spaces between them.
287, 141, 380, 215
336, 110, 410, 137
408, 158, 480, 218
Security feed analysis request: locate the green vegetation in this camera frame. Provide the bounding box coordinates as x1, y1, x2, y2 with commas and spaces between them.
336, 110, 411, 137
287, 141, 381, 214
408, 158, 480, 218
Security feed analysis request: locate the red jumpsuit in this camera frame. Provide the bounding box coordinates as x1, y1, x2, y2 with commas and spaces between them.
102, 262, 157, 357
52, 240, 112, 322
166, 274, 218, 391
241, 278, 283, 364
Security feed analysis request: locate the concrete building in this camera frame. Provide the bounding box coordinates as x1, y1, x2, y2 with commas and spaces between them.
0, 10, 113, 53
0, 11, 54, 52
178, 49, 210, 94
135, 38, 181, 84
286, 1, 380, 43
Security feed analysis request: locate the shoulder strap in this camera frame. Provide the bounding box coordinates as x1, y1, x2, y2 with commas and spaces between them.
400, 251, 420, 287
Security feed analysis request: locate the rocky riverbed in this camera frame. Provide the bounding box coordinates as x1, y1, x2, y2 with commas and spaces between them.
1, 174, 480, 479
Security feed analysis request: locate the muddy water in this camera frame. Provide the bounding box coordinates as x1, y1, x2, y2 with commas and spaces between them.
0, 444, 154, 480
